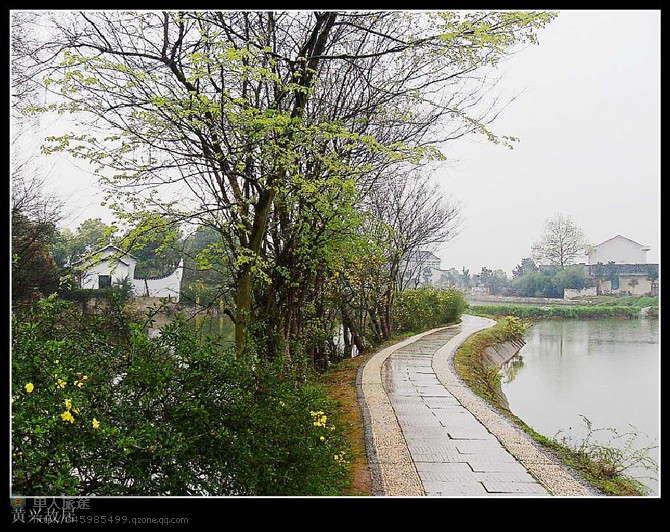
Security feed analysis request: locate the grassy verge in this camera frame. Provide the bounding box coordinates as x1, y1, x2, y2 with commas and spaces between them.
591, 295, 658, 307
453, 319, 652, 496
321, 352, 373, 495
467, 304, 647, 320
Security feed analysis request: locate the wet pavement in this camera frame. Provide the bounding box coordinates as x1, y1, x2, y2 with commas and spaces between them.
359, 315, 596, 497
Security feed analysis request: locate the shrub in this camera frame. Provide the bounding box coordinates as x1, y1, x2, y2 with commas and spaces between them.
12, 296, 350, 495
468, 304, 641, 320
393, 287, 466, 333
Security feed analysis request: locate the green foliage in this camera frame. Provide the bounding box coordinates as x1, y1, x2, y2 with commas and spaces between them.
512, 257, 538, 278
468, 304, 641, 320
453, 317, 526, 407
53, 218, 116, 267
500, 316, 529, 339
554, 415, 657, 495
117, 212, 182, 278
12, 297, 350, 495
552, 265, 588, 292
393, 287, 466, 333
593, 295, 658, 308
511, 265, 588, 298
510, 271, 556, 298
474, 266, 510, 295
12, 212, 61, 306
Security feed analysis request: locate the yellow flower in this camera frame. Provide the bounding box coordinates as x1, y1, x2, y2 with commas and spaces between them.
64, 398, 72, 410
319, 436, 325, 442
82, 376, 89, 381
25, 383, 34, 393
334, 454, 339, 461
55, 359, 59, 364
56, 379, 66, 389
60, 411, 75, 423
92, 418, 100, 429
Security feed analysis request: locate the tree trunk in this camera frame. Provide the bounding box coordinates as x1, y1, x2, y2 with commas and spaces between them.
234, 188, 275, 355
343, 323, 352, 358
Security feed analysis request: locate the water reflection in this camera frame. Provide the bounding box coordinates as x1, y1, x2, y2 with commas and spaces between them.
500, 318, 659, 495
501, 355, 525, 384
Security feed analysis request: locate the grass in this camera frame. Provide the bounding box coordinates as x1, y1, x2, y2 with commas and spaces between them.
591, 295, 658, 307
467, 304, 645, 320
320, 352, 373, 495
454, 321, 653, 496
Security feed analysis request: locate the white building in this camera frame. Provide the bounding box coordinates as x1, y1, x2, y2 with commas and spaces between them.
75, 244, 184, 301
400, 250, 451, 288
588, 235, 650, 265
76, 245, 137, 290
578, 235, 658, 297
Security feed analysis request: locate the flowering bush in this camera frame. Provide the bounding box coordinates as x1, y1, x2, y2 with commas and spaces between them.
12, 296, 350, 495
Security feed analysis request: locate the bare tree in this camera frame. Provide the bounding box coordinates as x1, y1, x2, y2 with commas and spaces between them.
531, 213, 589, 267
11, 157, 64, 306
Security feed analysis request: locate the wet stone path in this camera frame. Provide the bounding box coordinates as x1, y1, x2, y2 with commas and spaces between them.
380, 326, 549, 496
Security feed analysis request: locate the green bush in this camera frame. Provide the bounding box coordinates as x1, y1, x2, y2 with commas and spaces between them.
12, 296, 350, 495
393, 287, 466, 333
468, 304, 641, 320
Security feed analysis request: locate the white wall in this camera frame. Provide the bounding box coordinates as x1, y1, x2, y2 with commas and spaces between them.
80, 260, 132, 289
589, 237, 648, 264
132, 260, 184, 302
564, 287, 597, 299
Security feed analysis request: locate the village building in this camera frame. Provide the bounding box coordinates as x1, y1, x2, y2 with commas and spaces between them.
74, 244, 184, 301
400, 250, 452, 288
565, 235, 658, 298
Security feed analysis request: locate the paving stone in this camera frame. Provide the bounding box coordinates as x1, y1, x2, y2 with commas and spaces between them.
418, 470, 482, 483
403, 427, 454, 439
415, 386, 452, 396
473, 471, 540, 483
454, 440, 513, 454
414, 461, 474, 473
466, 459, 528, 473
407, 443, 461, 455
445, 427, 497, 440
422, 481, 488, 496
412, 451, 467, 462
422, 398, 460, 407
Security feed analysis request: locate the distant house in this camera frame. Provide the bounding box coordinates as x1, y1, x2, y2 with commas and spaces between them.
585, 263, 658, 297
74, 244, 184, 301
577, 235, 658, 297
75, 245, 137, 290
400, 250, 450, 288
588, 235, 650, 265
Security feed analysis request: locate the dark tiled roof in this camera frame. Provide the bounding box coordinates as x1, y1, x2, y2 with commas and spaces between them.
587, 263, 658, 276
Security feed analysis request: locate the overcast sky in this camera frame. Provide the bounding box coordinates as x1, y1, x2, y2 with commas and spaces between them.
17, 10, 660, 276
435, 9, 660, 274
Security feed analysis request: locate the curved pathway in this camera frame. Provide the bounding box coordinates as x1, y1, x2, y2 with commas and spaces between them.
358, 315, 596, 496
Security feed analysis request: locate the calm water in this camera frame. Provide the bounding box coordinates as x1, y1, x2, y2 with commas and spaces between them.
500, 318, 660, 495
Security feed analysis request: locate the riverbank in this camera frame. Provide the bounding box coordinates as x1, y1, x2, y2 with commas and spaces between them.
454, 319, 654, 496
467, 303, 654, 320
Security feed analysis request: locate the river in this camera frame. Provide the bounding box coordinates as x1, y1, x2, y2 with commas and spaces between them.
500, 318, 660, 495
